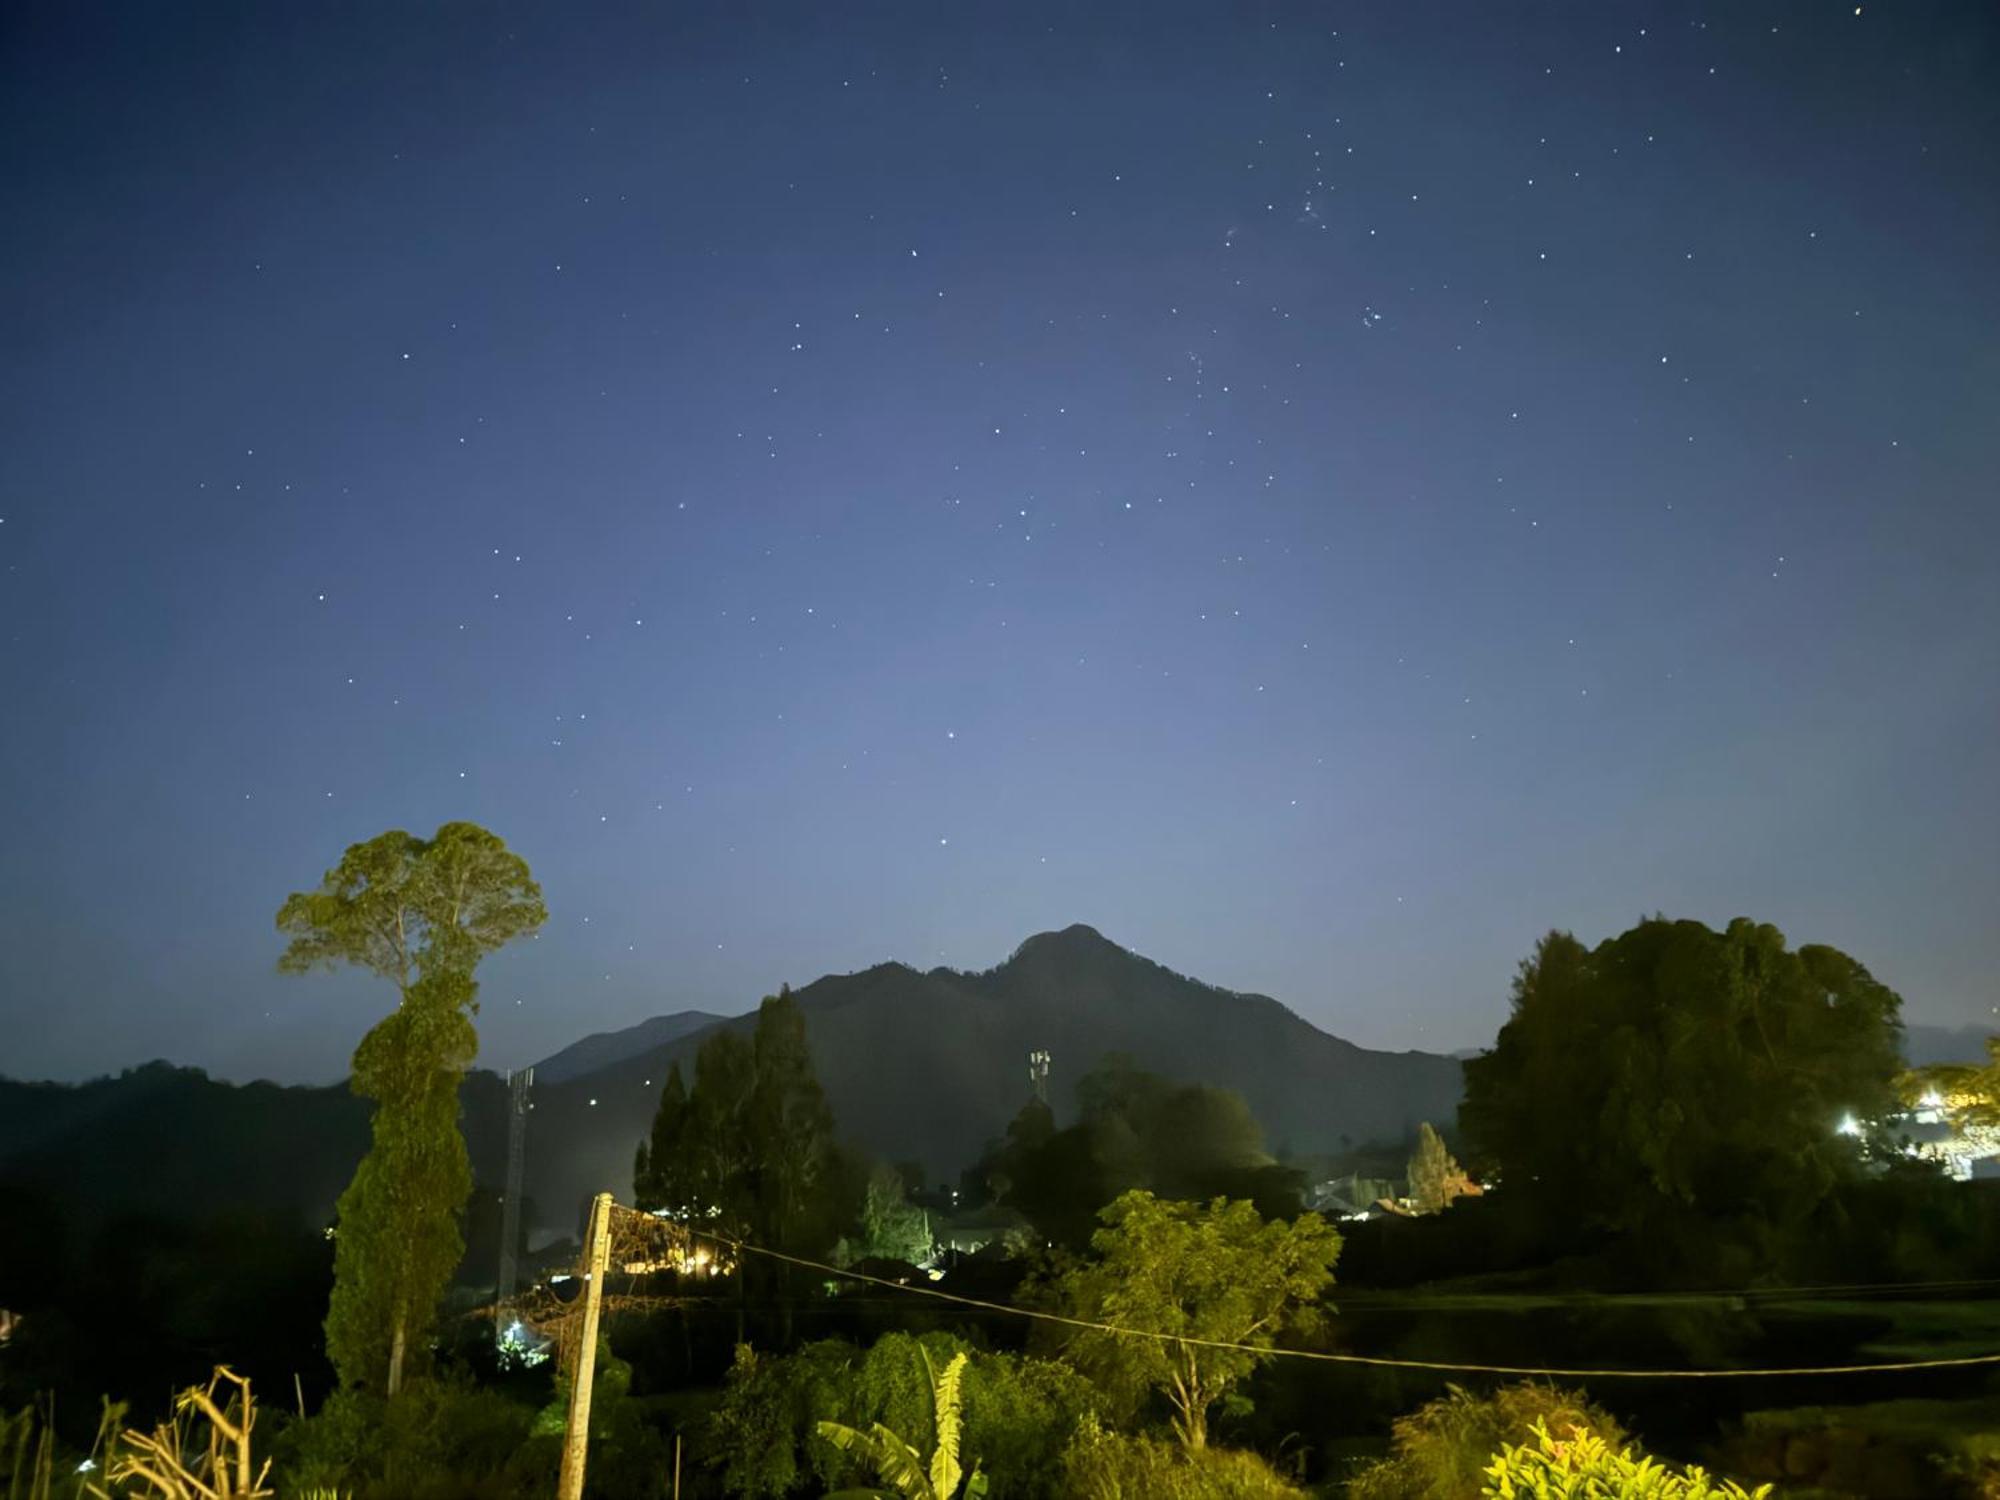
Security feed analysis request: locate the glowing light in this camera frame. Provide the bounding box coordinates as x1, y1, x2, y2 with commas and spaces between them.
1836, 1113, 1862, 1137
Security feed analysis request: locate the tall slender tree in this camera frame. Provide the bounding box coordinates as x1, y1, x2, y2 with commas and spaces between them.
277, 822, 544, 1394
1407, 1122, 1471, 1215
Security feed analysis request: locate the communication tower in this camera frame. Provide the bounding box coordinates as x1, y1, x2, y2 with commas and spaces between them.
496, 1065, 534, 1332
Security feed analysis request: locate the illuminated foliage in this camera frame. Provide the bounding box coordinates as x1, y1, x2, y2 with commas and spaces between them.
817, 1349, 987, 1500
1347, 1383, 1626, 1500
1032, 1191, 1339, 1452
1480, 1422, 1770, 1498
1408, 1122, 1474, 1216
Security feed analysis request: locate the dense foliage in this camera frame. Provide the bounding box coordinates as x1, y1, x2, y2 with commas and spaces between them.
1058, 1418, 1306, 1499
1480, 1423, 1771, 1499
633, 988, 848, 1261
1029, 1190, 1340, 1452
1461, 918, 1904, 1252
708, 1332, 1096, 1500
1407, 1123, 1475, 1216
1346, 1383, 1628, 1500
977, 1056, 1304, 1246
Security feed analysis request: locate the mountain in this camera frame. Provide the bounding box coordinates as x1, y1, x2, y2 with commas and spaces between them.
509, 924, 1463, 1227
530, 1009, 724, 1085
0, 926, 1464, 1241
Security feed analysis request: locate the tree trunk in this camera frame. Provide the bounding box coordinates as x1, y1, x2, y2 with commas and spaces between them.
388, 1312, 406, 1397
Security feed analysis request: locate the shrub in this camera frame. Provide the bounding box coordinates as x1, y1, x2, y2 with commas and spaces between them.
1060, 1417, 1306, 1500
707, 1332, 1096, 1500
1480, 1423, 1770, 1499
1347, 1382, 1626, 1499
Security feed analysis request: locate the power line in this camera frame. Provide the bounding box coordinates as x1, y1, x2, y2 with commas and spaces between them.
634, 1210, 2000, 1382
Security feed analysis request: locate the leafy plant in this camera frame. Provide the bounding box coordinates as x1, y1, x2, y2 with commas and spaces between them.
1059, 1417, 1305, 1499
817, 1349, 988, 1500
1480, 1422, 1770, 1499
1347, 1382, 1626, 1500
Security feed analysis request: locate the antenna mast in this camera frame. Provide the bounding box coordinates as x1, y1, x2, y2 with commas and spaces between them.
1028, 1048, 1051, 1105
496, 1065, 534, 1333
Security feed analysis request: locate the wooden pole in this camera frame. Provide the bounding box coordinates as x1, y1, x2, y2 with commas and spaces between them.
673, 1433, 682, 1499
556, 1192, 614, 1500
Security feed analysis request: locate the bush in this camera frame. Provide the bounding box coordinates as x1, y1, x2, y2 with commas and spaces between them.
273, 1381, 540, 1500
1347, 1382, 1626, 1499
1060, 1418, 1305, 1500
1480, 1423, 1769, 1499
707, 1331, 1097, 1499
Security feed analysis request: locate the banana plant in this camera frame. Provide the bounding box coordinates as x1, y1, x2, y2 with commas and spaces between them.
817, 1349, 988, 1500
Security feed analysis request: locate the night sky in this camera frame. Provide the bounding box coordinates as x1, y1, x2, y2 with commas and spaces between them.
3, 4, 1996, 1085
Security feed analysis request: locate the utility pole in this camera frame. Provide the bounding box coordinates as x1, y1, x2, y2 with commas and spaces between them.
556, 1191, 613, 1500
496, 1066, 533, 1335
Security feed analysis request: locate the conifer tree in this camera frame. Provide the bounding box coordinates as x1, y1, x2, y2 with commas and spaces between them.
1407, 1121, 1470, 1215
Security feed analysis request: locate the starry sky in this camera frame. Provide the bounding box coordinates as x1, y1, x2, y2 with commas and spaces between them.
3, 3, 1996, 1085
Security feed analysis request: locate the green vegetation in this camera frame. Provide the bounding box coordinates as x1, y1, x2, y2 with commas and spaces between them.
1029, 1190, 1340, 1452
277, 823, 546, 1395
836, 1164, 935, 1268
1407, 1123, 1474, 1217
1461, 918, 1905, 1270
1481, 1423, 1772, 1498
709, 1333, 1094, 1500
1347, 1383, 1627, 1500
633, 988, 846, 1260
977, 1056, 1304, 1246
816, 1348, 985, 1499
1059, 1417, 1306, 1498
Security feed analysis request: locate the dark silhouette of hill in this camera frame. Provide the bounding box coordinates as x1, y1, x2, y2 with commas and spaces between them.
513, 925, 1463, 1228
0, 926, 1462, 1240
0, 1061, 508, 1237
531, 1009, 724, 1084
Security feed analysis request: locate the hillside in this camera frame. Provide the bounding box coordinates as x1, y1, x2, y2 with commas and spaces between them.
511, 925, 1465, 1227
531, 1009, 724, 1085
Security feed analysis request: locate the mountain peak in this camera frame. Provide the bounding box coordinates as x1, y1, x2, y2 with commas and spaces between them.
1010, 923, 1123, 962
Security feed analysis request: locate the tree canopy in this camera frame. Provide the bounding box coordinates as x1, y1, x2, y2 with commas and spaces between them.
979, 1057, 1303, 1247
633, 987, 846, 1258
277, 821, 545, 992
1460, 916, 1904, 1241
1031, 1190, 1340, 1452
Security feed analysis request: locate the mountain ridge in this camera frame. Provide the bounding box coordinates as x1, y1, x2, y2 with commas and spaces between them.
506, 923, 1466, 1225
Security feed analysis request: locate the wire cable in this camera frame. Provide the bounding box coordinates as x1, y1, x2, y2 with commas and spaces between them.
642, 1212, 2000, 1381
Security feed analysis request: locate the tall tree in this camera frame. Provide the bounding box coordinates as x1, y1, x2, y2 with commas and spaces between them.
1033, 1191, 1340, 1452
1406, 1122, 1471, 1215
1461, 917, 1904, 1243
635, 988, 844, 1345
276, 822, 544, 1394
634, 990, 840, 1252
